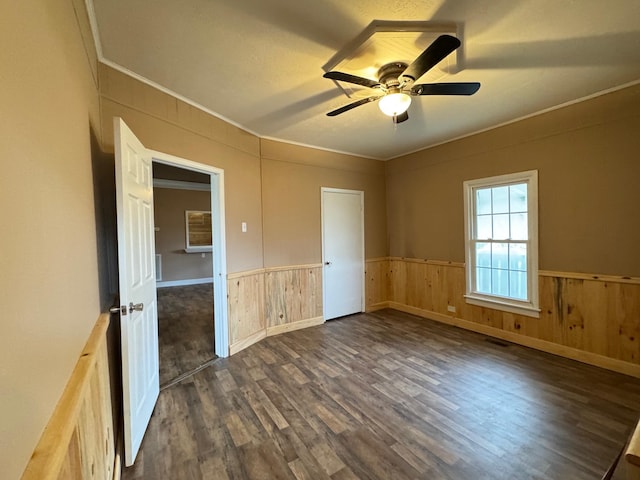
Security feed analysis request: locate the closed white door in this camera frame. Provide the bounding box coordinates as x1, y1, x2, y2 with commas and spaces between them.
322, 188, 364, 320
114, 118, 160, 466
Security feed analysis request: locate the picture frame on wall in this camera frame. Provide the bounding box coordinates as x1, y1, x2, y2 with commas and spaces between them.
184, 210, 213, 252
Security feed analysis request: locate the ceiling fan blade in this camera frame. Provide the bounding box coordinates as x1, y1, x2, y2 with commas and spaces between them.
411, 82, 481, 96
323, 71, 381, 89
326, 96, 379, 116
393, 111, 409, 124
401, 35, 461, 81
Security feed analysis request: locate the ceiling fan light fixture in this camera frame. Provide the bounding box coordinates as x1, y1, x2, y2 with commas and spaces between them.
378, 92, 411, 117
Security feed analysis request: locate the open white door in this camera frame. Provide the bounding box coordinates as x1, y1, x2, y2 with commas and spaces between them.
321, 188, 365, 320
114, 118, 160, 466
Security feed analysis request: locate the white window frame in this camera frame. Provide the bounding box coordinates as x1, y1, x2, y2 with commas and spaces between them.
463, 170, 540, 318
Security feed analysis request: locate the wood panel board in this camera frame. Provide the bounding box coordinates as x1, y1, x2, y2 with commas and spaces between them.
265, 267, 322, 328
365, 259, 389, 307
227, 272, 266, 346
607, 282, 640, 363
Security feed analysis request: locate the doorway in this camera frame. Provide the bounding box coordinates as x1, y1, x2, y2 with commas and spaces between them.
152, 163, 216, 386
321, 188, 365, 320
149, 149, 229, 363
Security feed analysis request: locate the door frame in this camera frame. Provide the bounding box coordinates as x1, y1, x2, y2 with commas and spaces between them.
149, 149, 229, 357
320, 187, 365, 319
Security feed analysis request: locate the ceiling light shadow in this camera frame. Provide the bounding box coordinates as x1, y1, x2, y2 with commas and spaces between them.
246, 89, 345, 133
225, 0, 360, 49
463, 31, 640, 70
430, 0, 523, 36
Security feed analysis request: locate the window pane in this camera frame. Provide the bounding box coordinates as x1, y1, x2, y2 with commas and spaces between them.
476, 188, 492, 215
492, 269, 509, 297
492, 243, 509, 269
492, 186, 509, 214
465, 171, 537, 310
493, 214, 510, 239
509, 183, 527, 213
510, 213, 528, 240
477, 215, 492, 239
476, 243, 491, 267
476, 267, 492, 294
509, 243, 527, 271
509, 271, 528, 300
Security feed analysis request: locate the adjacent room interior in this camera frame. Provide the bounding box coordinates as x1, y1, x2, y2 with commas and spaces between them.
4, 1, 640, 480
153, 163, 217, 387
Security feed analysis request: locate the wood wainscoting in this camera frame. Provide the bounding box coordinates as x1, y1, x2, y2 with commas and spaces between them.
365, 257, 390, 311
365, 257, 640, 378
227, 264, 323, 355
227, 269, 266, 355
265, 264, 323, 335
22, 314, 115, 480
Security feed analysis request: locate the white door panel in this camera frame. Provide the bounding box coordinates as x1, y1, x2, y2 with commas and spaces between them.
322, 188, 364, 320
115, 117, 159, 466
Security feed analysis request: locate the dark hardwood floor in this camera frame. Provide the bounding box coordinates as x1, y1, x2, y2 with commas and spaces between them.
126, 309, 640, 479
157, 283, 216, 386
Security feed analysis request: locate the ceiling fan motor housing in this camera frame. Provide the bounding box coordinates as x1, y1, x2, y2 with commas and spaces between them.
378, 62, 409, 88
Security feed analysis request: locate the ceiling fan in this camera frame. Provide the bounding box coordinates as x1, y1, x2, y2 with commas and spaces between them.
323, 34, 480, 123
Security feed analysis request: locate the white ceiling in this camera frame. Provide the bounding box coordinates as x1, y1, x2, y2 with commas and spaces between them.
89, 0, 640, 160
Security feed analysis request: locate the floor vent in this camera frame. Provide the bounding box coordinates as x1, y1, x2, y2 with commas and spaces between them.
485, 338, 510, 347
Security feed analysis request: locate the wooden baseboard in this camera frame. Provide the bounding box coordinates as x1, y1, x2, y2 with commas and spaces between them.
365, 302, 391, 312
267, 316, 325, 336
229, 317, 325, 355
229, 329, 267, 355
387, 301, 640, 379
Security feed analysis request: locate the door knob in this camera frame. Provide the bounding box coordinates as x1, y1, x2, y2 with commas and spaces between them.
324, 261, 331, 266
129, 302, 144, 314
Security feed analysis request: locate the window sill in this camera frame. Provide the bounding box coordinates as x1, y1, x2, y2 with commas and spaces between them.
184, 246, 212, 253
464, 294, 540, 318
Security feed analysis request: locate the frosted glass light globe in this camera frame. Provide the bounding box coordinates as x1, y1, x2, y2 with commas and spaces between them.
378, 92, 411, 117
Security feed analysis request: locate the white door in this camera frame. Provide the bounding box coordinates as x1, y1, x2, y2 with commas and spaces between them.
114, 118, 160, 466
321, 188, 365, 320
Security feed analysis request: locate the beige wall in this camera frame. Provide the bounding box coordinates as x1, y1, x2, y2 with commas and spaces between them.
0, 1, 101, 479
386, 84, 640, 277
99, 65, 264, 274
261, 140, 388, 267
154, 188, 214, 281
99, 65, 389, 274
